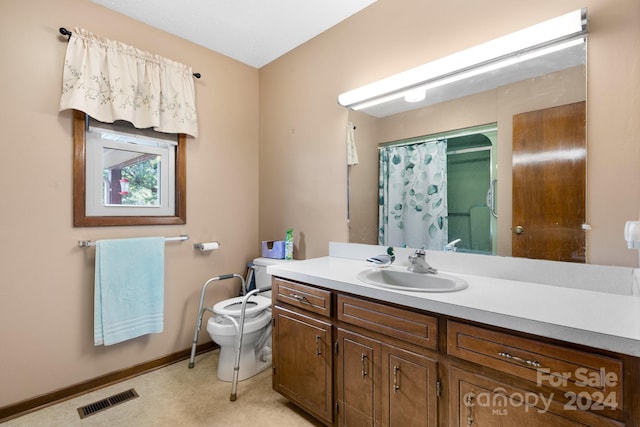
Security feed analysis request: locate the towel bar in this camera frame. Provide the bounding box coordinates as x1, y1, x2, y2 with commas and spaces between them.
78, 235, 189, 247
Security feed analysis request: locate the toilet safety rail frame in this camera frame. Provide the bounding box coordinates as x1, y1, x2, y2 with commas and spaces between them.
188, 268, 265, 401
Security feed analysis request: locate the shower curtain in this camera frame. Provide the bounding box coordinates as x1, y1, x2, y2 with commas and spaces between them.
378, 139, 448, 250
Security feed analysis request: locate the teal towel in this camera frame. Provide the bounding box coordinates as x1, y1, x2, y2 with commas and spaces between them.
94, 237, 165, 346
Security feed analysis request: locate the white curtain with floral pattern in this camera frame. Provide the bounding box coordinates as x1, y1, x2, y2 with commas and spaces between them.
378, 139, 448, 250
59, 28, 198, 137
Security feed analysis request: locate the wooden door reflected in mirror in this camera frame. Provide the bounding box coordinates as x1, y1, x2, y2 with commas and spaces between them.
512, 102, 586, 262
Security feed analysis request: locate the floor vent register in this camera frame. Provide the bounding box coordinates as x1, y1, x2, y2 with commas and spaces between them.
77, 388, 139, 419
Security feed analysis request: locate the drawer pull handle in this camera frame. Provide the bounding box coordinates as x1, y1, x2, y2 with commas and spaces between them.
498, 351, 542, 368
393, 365, 401, 392
464, 392, 475, 426
361, 353, 368, 377
290, 293, 310, 304
315, 335, 322, 356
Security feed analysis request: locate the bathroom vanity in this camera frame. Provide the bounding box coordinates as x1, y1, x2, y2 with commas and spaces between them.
269, 244, 640, 427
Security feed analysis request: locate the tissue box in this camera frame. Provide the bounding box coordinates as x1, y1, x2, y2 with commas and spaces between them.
261, 240, 285, 259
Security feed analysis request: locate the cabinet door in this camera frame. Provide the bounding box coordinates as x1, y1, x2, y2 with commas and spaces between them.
381, 345, 438, 427
273, 305, 333, 425
336, 328, 381, 427
449, 366, 624, 427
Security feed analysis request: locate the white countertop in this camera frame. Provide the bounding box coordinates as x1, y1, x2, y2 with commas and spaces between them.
268, 255, 640, 357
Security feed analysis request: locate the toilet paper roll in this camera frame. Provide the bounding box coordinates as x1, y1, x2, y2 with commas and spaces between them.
195, 242, 220, 251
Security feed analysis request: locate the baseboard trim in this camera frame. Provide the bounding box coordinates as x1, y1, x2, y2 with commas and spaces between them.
0, 342, 218, 423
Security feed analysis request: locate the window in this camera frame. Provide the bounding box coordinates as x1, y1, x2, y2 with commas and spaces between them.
73, 111, 186, 226
85, 121, 176, 216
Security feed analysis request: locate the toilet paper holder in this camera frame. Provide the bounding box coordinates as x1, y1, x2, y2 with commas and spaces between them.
194, 241, 220, 252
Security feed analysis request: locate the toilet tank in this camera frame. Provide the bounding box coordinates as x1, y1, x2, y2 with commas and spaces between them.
252, 257, 294, 292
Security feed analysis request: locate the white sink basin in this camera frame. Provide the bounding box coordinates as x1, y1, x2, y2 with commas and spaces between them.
356, 267, 468, 292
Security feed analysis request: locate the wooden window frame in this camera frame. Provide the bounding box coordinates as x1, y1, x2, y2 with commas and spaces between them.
73, 110, 187, 227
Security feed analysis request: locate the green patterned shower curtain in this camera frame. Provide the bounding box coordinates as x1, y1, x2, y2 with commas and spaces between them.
378, 139, 448, 250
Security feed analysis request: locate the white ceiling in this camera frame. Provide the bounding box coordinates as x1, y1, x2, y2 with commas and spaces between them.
90, 0, 377, 68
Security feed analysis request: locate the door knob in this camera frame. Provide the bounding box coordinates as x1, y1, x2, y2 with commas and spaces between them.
514, 225, 524, 235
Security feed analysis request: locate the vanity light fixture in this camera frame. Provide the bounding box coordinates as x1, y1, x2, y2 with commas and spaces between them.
404, 87, 426, 103
338, 8, 588, 110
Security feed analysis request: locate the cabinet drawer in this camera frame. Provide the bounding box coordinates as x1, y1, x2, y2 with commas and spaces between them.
337, 294, 438, 350
273, 277, 331, 317
447, 321, 623, 410
449, 366, 624, 427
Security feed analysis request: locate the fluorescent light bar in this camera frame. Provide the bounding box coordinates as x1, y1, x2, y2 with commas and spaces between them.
404, 87, 426, 103
338, 8, 587, 110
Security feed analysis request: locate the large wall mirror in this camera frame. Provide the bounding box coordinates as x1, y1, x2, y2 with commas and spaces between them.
345, 9, 588, 263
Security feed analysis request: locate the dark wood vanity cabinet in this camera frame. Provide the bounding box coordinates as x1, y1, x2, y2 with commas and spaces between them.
380, 343, 439, 427
447, 321, 627, 427
448, 366, 620, 427
272, 276, 638, 427
336, 328, 380, 426
336, 294, 440, 427
336, 326, 439, 427
272, 278, 333, 425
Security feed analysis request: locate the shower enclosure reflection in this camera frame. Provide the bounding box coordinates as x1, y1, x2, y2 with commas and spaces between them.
446, 128, 497, 255
377, 125, 497, 255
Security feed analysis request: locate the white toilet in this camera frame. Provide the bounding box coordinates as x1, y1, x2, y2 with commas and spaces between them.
206, 257, 289, 382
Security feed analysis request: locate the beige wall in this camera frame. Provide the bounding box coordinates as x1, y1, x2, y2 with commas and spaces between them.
0, 0, 259, 408
260, 0, 640, 267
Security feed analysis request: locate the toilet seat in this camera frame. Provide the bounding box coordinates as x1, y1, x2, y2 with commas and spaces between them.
212, 294, 271, 318
207, 309, 272, 336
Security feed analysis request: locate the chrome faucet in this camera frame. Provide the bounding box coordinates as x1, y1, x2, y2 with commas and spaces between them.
408, 248, 437, 274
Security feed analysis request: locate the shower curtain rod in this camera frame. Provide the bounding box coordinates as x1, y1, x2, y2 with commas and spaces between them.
378, 136, 446, 150
78, 235, 189, 247
58, 27, 202, 79
378, 124, 498, 150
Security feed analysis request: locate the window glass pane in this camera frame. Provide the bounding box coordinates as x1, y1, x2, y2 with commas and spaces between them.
84, 120, 176, 217
102, 148, 162, 207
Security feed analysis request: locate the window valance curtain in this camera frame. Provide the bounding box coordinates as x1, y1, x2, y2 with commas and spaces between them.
59, 28, 198, 138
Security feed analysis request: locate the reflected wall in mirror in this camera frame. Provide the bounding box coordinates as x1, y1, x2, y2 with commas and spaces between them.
347, 45, 586, 262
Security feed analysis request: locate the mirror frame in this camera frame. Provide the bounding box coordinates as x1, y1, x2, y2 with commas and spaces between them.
72, 110, 187, 227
